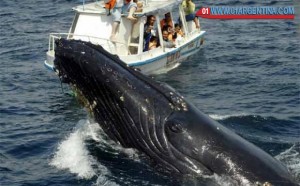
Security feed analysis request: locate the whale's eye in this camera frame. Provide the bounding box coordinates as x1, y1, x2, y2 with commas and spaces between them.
168, 122, 184, 133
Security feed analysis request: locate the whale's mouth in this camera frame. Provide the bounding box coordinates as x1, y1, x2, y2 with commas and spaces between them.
54, 38, 178, 104
165, 134, 214, 175
166, 141, 253, 185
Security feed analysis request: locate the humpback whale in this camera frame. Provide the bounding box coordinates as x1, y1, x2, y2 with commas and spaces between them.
54, 39, 297, 185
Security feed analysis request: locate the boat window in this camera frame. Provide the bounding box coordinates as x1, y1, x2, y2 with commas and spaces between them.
159, 12, 177, 48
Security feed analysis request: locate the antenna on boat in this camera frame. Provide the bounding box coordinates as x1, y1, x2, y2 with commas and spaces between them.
82, 0, 85, 11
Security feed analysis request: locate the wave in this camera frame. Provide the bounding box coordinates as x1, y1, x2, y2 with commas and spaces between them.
209, 113, 248, 120
209, 113, 298, 134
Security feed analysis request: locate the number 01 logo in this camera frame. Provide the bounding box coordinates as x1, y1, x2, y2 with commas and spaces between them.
200, 7, 210, 15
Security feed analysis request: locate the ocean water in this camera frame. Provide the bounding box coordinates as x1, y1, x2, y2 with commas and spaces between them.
0, 0, 299, 185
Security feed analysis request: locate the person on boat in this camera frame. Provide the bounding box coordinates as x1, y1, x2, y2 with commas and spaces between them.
162, 28, 175, 48
160, 12, 174, 29
143, 15, 156, 51
174, 23, 184, 38
106, 0, 138, 41
123, 0, 138, 21
105, 0, 123, 41
181, 0, 200, 29
148, 36, 158, 50
174, 23, 184, 44
133, 0, 143, 12
162, 25, 177, 42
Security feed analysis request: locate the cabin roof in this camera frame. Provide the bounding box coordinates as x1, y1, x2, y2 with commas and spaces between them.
73, 0, 181, 16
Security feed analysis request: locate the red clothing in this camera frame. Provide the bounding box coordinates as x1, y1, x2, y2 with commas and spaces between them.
160, 19, 173, 29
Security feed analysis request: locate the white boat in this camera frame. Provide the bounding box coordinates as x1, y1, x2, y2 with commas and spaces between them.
45, 0, 206, 74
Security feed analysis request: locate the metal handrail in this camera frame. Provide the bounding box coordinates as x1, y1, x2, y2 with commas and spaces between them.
48, 33, 127, 54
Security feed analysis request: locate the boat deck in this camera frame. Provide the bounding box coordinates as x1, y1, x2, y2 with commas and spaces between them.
73, 0, 181, 15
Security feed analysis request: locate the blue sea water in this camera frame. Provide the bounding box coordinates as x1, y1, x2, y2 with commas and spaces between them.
0, 0, 299, 185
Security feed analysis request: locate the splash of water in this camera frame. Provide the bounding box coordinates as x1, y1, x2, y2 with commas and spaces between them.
50, 120, 107, 179
276, 143, 300, 181
50, 119, 139, 185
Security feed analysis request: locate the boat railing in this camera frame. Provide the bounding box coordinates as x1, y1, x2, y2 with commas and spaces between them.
48, 33, 127, 55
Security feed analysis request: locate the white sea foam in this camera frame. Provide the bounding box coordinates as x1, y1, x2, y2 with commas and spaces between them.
50, 128, 96, 178
50, 119, 139, 183
275, 144, 300, 180
209, 113, 247, 120
216, 154, 251, 186
50, 120, 109, 179
212, 174, 240, 186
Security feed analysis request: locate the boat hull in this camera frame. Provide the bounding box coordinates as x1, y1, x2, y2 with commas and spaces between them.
44, 31, 205, 74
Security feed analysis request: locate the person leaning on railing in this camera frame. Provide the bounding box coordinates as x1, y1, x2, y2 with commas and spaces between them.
181, 0, 200, 29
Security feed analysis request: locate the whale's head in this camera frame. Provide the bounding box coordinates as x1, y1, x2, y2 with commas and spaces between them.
54, 39, 297, 185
